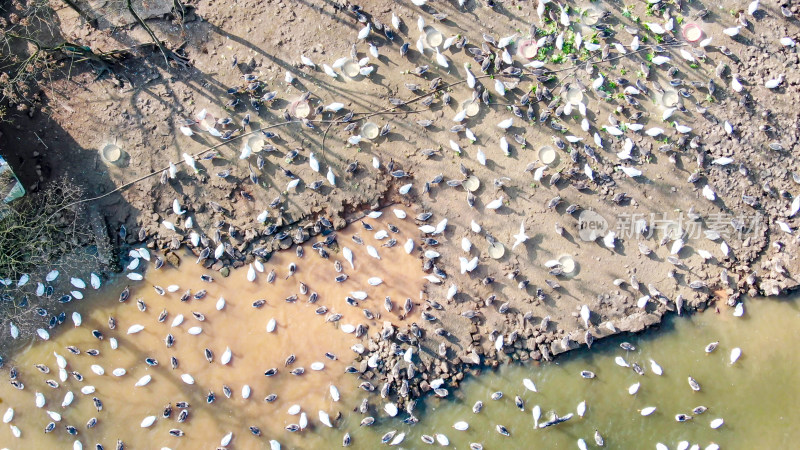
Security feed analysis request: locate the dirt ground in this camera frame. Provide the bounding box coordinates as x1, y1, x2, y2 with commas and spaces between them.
1, 0, 799, 396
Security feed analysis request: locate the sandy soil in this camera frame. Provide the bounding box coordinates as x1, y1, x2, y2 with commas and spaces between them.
1, 0, 799, 399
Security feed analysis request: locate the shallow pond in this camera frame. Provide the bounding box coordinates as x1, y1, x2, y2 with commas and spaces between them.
0, 209, 798, 449
0, 210, 426, 449
349, 296, 800, 449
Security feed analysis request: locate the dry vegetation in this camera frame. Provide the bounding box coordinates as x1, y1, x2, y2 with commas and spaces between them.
0, 178, 99, 339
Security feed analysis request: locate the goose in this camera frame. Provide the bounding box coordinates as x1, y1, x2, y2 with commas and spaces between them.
649, 359, 663, 375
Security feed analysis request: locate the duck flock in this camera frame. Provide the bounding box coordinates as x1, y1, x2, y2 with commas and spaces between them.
390, 334, 744, 450
0, 239, 745, 449
1, 0, 797, 447
0, 212, 442, 448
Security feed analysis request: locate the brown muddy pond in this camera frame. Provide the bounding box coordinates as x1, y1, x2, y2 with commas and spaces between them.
2, 205, 800, 449
0, 208, 425, 449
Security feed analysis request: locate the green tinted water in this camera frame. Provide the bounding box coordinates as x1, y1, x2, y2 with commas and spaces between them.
346, 297, 800, 449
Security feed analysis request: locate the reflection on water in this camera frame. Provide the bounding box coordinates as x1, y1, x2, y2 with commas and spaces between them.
0, 210, 425, 448
349, 298, 800, 449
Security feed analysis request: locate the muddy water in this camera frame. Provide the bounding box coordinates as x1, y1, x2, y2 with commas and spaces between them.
350, 298, 800, 449
0, 209, 425, 449
3, 212, 800, 450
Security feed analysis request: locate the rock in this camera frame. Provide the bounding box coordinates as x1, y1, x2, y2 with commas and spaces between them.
279, 238, 293, 250
220, 267, 230, 277
165, 252, 180, 267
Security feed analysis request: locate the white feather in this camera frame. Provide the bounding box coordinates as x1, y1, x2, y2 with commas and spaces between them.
90, 273, 101, 289
446, 284, 458, 300
322, 64, 338, 78
494, 79, 506, 96
730, 347, 742, 364
367, 245, 380, 259
523, 378, 537, 392
416, 36, 425, 55
404, 239, 414, 254
748, 0, 759, 15
172, 199, 185, 215
221, 347, 232, 365
435, 48, 449, 68
651, 55, 670, 65
731, 76, 743, 92
327, 168, 336, 186
620, 166, 642, 178
702, 185, 716, 201
644, 127, 664, 137
776, 220, 793, 234
134, 375, 153, 387
486, 196, 504, 210
533, 165, 546, 182
723, 26, 740, 37
182, 152, 196, 171
247, 264, 256, 282
465, 63, 476, 88
500, 136, 509, 155
603, 231, 616, 249
300, 54, 315, 68
646, 23, 665, 34
471, 220, 481, 233
790, 196, 800, 217
434, 218, 447, 234
765, 75, 784, 89
476, 148, 486, 165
